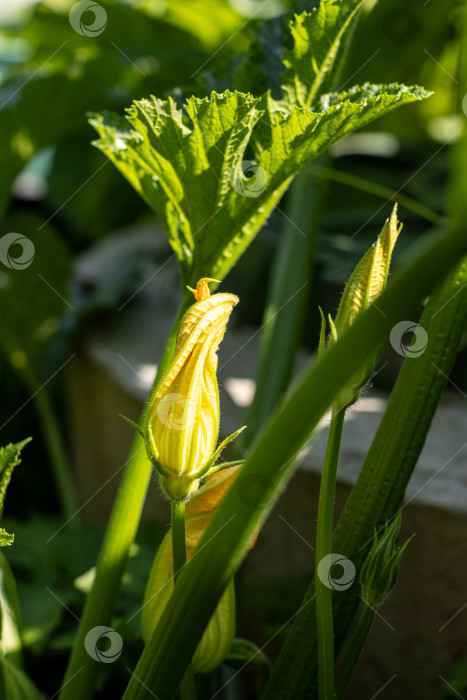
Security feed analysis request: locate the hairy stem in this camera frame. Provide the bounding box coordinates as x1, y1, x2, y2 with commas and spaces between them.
171, 500, 197, 700
171, 500, 187, 581
335, 603, 375, 698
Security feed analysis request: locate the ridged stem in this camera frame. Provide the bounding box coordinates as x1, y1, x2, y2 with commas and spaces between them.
335, 603, 375, 698
171, 500, 197, 700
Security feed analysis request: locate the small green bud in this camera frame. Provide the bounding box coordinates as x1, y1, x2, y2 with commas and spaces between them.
335, 204, 401, 333
360, 514, 413, 608
321, 204, 402, 408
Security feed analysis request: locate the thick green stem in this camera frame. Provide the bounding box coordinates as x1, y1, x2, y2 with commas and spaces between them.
171, 500, 197, 700
335, 603, 375, 699
315, 406, 346, 700
59, 291, 191, 700
171, 500, 187, 582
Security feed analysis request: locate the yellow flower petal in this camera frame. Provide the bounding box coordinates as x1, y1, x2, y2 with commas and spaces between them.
144, 279, 238, 499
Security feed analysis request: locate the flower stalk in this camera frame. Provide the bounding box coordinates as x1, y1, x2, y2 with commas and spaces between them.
142, 278, 241, 698
315, 205, 402, 699
171, 500, 187, 582
336, 515, 412, 697
170, 499, 197, 700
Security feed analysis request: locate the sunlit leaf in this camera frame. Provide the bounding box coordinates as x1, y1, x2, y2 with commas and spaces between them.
282, 0, 366, 107
0, 440, 31, 519
91, 82, 428, 286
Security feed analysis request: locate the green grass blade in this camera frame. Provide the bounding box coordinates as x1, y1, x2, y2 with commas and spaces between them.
122, 222, 467, 700
307, 164, 449, 226
263, 255, 467, 699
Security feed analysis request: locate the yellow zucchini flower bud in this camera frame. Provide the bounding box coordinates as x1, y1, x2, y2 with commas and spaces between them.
144, 278, 238, 500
